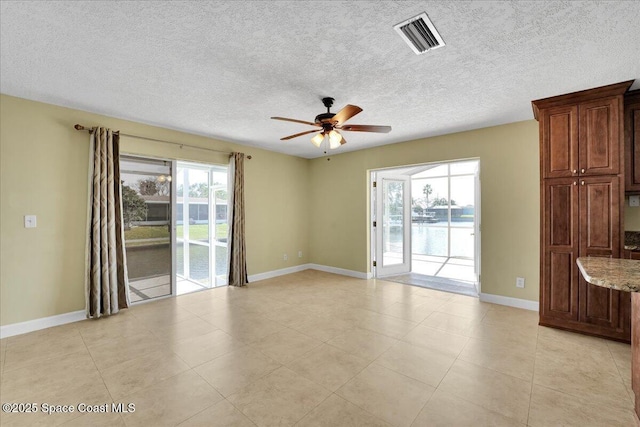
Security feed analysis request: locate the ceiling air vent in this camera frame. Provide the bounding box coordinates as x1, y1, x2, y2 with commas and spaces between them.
394, 12, 445, 55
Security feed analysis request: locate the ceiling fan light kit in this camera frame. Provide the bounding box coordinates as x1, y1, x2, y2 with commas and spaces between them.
271, 97, 391, 151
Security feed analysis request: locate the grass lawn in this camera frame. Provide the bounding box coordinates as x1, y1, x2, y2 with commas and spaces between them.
125, 224, 228, 241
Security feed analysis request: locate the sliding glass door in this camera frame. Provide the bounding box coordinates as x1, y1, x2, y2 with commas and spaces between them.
120, 155, 173, 302
176, 162, 229, 294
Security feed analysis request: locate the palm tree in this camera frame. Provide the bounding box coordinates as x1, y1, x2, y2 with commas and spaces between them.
423, 184, 433, 208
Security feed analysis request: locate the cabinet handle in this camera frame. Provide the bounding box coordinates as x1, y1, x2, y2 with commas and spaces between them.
573, 181, 577, 186
572, 169, 577, 174
581, 181, 585, 186
581, 168, 585, 174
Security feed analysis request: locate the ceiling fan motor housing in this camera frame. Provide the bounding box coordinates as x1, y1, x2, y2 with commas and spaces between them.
315, 112, 336, 124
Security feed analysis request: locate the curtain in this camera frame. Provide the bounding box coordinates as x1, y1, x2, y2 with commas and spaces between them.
228, 152, 248, 287
85, 127, 130, 318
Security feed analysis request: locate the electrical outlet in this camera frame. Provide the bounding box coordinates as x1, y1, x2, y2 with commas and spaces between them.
298, 251, 302, 258
630, 195, 640, 207
283, 254, 288, 261
516, 277, 525, 288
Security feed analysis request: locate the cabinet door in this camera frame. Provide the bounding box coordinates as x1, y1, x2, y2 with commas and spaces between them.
541, 106, 579, 178
624, 92, 640, 192
578, 97, 621, 176
578, 176, 622, 329
541, 178, 579, 321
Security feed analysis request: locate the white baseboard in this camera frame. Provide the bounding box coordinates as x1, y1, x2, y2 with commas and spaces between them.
248, 263, 371, 282
308, 264, 371, 279
479, 293, 539, 311
248, 264, 312, 282
0, 310, 86, 339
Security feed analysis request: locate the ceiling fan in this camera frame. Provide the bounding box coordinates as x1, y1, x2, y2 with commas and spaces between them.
271, 97, 391, 150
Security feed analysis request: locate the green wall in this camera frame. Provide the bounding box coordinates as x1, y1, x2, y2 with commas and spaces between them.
308, 121, 541, 302
0, 95, 310, 325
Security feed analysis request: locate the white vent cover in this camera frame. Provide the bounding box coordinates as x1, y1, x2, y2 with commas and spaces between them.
394, 12, 445, 55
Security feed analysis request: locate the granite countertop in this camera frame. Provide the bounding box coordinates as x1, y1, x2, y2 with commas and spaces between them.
626, 231, 640, 251
577, 257, 640, 292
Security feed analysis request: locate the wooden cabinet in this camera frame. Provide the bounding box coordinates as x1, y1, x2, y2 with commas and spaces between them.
625, 90, 640, 193
539, 97, 621, 178
533, 81, 633, 342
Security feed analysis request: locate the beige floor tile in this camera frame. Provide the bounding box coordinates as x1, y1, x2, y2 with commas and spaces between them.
76, 310, 147, 348
120, 370, 223, 427
229, 296, 292, 315
528, 384, 637, 427
0, 338, 6, 373
216, 316, 286, 344
420, 311, 477, 336
482, 305, 539, 325
60, 412, 125, 426
355, 312, 418, 339
1, 351, 113, 426
177, 399, 256, 427
436, 301, 490, 320
171, 329, 247, 367
326, 328, 398, 362
438, 360, 531, 424
194, 347, 281, 397
608, 340, 632, 383
446, 293, 487, 306
374, 341, 455, 387
100, 350, 189, 399
227, 366, 331, 427
290, 314, 354, 342
533, 352, 633, 411
538, 326, 617, 354
336, 364, 434, 427
87, 332, 167, 371
469, 320, 538, 351
459, 337, 535, 381
131, 299, 197, 327
376, 301, 438, 323
296, 394, 391, 427
262, 306, 311, 327
177, 297, 231, 317
251, 328, 322, 365
402, 324, 469, 357
411, 389, 525, 427
3, 326, 86, 372
149, 316, 221, 343
286, 344, 369, 392
1, 271, 635, 427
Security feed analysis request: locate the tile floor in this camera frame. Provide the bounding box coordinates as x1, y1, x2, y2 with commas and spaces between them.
0, 270, 635, 426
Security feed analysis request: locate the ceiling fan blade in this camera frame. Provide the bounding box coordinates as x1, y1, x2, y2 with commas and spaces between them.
280, 129, 322, 141
338, 124, 392, 133
271, 117, 321, 127
331, 104, 362, 125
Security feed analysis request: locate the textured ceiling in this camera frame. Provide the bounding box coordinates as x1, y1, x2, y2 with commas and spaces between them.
1, 1, 640, 158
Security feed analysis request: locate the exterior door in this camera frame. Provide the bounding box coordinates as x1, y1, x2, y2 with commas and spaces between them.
375, 174, 411, 277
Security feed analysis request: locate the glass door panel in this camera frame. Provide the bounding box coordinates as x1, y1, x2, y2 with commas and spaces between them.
176, 162, 228, 294
376, 175, 411, 276
120, 155, 172, 302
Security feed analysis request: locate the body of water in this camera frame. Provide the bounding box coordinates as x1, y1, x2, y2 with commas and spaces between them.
386, 222, 475, 259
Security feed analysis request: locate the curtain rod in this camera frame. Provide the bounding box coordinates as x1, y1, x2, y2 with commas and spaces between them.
73, 124, 252, 159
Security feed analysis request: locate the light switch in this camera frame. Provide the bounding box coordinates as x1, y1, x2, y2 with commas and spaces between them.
24, 215, 37, 228
630, 195, 640, 207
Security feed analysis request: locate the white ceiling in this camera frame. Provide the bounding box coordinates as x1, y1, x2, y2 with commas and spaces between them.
1, 1, 639, 159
